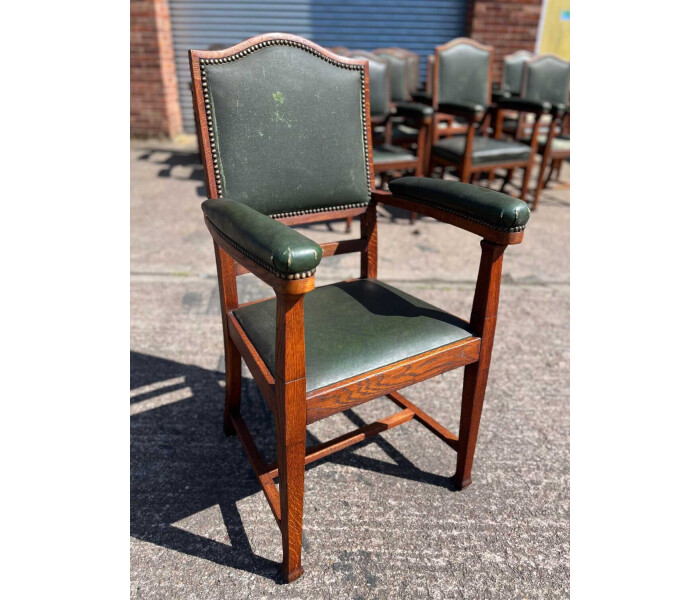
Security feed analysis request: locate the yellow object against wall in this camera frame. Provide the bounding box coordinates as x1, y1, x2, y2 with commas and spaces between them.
538, 0, 570, 60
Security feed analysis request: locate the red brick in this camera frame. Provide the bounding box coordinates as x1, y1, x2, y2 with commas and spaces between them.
130, 0, 182, 137
467, 0, 543, 84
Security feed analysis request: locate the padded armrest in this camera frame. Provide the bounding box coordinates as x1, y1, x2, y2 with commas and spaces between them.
411, 92, 432, 105
388, 177, 530, 232
497, 97, 552, 114
393, 101, 434, 121
437, 102, 486, 118
491, 90, 514, 103
553, 102, 569, 116
202, 199, 323, 279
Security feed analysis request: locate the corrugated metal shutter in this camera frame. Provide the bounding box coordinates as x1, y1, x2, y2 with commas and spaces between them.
169, 0, 467, 132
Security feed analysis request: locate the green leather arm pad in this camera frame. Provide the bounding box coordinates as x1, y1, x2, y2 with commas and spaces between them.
411, 92, 432, 105
202, 199, 323, 278
553, 103, 569, 117
393, 101, 434, 121
497, 97, 552, 114
388, 177, 530, 232
437, 102, 486, 118
491, 90, 512, 102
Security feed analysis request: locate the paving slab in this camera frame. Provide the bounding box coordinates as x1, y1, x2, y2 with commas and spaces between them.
131, 137, 570, 599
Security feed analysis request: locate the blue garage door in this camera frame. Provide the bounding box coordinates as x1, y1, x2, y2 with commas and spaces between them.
170, 0, 467, 132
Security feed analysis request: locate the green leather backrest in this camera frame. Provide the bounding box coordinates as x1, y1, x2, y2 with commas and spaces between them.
437, 42, 491, 108
503, 50, 534, 94
522, 55, 570, 105
350, 52, 391, 118
201, 40, 371, 217
374, 51, 411, 102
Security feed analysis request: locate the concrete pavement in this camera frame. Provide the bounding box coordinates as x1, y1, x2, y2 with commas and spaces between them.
130, 137, 570, 599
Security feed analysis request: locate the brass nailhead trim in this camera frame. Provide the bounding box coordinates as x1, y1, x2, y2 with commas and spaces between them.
269, 202, 368, 219
199, 38, 372, 201
210, 221, 318, 280
390, 193, 527, 233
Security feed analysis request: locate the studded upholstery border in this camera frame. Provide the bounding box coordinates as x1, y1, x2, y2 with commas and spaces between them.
208, 218, 318, 280
197, 39, 372, 210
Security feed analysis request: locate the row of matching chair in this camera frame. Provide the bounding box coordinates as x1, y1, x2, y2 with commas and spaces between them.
332, 39, 570, 227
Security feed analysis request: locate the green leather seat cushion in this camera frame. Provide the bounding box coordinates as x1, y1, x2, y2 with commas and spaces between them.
432, 136, 532, 165
389, 124, 419, 141
373, 144, 416, 164
233, 279, 475, 391
537, 136, 570, 152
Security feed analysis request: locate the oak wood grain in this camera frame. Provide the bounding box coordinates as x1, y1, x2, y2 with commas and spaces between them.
306, 337, 481, 424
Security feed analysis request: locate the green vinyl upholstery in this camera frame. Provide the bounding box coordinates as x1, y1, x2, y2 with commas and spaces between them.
436, 41, 491, 110
348, 51, 391, 118
389, 176, 530, 232
374, 50, 411, 102
233, 279, 475, 391
502, 50, 534, 95
431, 136, 532, 166
202, 40, 371, 217
522, 55, 570, 107
202, 198, 322, 278
372, 145, 416, 164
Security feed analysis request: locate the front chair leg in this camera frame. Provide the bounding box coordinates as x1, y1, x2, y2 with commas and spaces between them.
454, 241, 505, 490
454, 361, 488, 489
275, 291, 308, 582
276, 404, 306, 582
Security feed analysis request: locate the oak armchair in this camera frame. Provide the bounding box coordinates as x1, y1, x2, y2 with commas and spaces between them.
428, 38, 544, 203
517, 55, 570, 208
347, 50, 432, 226
189, 33, 531, 583
493, 49, 534, 102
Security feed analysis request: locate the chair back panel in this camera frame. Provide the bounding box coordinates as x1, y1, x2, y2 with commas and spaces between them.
349, 51, 391, 118
522, 55, 570, 105
374, 49, 411, 102
389, 48, 419, 95
502, 50, 534, 94
436, 39, 492, 108
190, 35, 372, 217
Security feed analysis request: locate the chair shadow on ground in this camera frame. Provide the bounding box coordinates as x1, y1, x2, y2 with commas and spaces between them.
131, 351, 450, 581
136, 148, 207, 197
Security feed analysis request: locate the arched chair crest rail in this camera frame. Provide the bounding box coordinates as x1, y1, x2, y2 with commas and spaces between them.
189, 33, 532, 583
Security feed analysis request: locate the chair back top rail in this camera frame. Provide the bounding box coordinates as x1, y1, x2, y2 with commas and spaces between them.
189, 33, 375, 218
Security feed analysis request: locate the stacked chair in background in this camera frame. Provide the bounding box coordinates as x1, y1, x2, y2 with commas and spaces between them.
495, 54, 570, 207
227, 40, 568, 224
426, 38, 542, 202
343, 49, 433, 229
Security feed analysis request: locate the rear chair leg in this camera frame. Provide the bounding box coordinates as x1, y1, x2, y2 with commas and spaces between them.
520, 161, 533, 203
500, 168, 514, 193
222, 344, 242, 436
214, 242, 241, 436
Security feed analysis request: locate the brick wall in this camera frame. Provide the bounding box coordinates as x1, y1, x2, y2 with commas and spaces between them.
466, 0, 543, 85
131, 0, 182, 137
